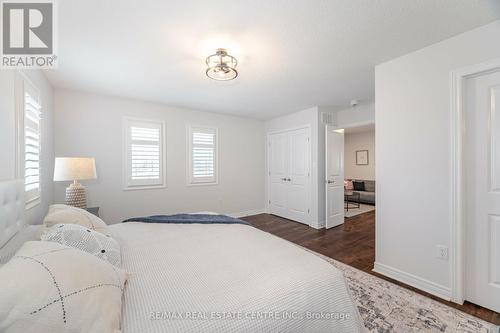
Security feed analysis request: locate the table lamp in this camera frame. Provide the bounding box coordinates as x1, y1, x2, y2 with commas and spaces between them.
54, 157, 97, 209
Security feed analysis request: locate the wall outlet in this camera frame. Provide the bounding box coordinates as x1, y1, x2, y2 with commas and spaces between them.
436, 245, 449, 260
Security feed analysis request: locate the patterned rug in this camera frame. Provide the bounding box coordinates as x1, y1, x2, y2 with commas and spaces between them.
311, 251, 499, 333
345, 203, 375, 218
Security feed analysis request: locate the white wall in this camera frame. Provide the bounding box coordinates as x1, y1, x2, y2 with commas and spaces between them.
344, 130, 375, 180
335, 103, 375, 127
54, 90, 265, 223
0, 70, 54, 225
375, 20, 500, 298
264, 107, 322, 228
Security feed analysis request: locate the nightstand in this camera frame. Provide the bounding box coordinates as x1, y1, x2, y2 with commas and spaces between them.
86, 207, 100, 217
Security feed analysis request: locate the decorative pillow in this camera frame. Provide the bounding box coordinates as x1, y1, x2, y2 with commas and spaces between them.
352, 181, 365, 191
41, 224, 121, 267
0, 241, 126, 333
41, 204, 111, 237
364, 180, 375, 192
344, 180, 354, 190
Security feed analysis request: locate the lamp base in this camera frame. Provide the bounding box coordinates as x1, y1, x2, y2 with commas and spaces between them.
65, 182, 87, 209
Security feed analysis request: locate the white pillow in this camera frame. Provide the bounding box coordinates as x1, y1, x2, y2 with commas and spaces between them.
41, 224, 121, 267
0, 241, 126, 333
41, 204, 111, 237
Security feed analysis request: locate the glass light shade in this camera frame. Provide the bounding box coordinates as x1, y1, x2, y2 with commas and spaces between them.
205, 48, 238, 81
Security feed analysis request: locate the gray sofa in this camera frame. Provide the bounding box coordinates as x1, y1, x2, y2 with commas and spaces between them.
349, 179, 375, 205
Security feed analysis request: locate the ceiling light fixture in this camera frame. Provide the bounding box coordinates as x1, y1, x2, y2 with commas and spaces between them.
205, 48, 238, 81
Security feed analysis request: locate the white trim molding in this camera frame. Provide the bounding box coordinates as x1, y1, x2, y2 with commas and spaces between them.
374, 262, 452, 301
228, 209, 266, 218
311, 220, 325, 230
450, 57, 500, 305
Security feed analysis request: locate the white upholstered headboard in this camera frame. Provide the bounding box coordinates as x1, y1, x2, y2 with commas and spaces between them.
0, 180, 26, 248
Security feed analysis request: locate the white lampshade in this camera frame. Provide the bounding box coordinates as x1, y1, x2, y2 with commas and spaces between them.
53, 157, 97, 182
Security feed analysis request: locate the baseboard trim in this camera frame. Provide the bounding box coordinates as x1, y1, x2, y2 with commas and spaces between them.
228, 209, 266, 218
310, 220, 325, 229
373, 262, 452, 301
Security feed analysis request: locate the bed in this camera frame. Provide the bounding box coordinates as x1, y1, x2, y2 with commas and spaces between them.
0, 180, 363, 332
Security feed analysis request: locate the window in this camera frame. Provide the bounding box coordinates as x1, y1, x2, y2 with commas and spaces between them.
124, 118, 165, 189
16, 74, 42, 208
188, 126, 218, 185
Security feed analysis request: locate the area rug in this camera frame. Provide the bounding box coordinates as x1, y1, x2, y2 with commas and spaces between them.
310, 251, 499, 333
345, 203, 375, 218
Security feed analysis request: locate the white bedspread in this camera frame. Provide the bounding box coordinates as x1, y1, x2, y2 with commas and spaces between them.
110, 222, 363, 333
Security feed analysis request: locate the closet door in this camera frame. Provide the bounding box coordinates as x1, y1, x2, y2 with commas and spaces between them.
268, 132, 288, 218
286, 128, 310, 224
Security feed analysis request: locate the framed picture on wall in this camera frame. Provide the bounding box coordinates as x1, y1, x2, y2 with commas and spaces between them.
356, 150, 369, 165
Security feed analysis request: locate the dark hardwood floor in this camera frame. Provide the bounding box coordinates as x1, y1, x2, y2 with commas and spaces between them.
241, 212, 500, 326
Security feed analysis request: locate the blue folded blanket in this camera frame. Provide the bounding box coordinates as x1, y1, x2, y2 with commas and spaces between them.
123, 213, 250, 226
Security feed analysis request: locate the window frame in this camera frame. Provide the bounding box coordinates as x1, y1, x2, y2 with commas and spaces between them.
15, 72, 42, 210
187, 124, 219, 186
123, 117, 166, 191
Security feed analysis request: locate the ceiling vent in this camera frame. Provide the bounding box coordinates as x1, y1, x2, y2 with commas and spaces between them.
321, 112, 335, 125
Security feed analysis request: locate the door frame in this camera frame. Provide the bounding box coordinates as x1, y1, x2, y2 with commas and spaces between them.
266, 125, 312, 226
326, 120, 376, 215
450, 57, 500, 304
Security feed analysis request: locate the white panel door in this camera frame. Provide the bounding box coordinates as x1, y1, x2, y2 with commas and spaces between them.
286, 128, 310, 224
325, 126, 344, 229
465, 70, 500, 312
268, 133, 288, 218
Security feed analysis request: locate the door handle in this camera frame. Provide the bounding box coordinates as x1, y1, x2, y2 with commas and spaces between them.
281, 178, 287, 181
287, 178, 291, 182
327, 180, 335, 184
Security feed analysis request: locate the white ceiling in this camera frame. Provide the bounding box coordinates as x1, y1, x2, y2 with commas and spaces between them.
45, 0, 500, 119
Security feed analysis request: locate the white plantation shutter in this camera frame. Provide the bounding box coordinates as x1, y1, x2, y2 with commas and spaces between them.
124, 119, 165, 189
131, 127, 160, 180
23, 81, 42, 205
189, 126, 217, 184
